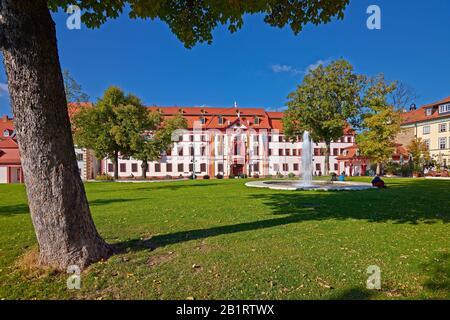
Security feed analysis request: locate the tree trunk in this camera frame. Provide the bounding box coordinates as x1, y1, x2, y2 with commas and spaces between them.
324, 141, 331, 176
1, 0, 111, 270
113, 150, 119, 180
141, 160, 148, 179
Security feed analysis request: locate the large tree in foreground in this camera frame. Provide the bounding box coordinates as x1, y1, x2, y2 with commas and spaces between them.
0, 0, 350, 269
356, 74, 401, 175
284, 59, 364, 175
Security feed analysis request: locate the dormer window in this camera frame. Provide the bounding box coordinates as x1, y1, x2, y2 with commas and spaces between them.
254, 116, 260, 125
218, 116, 224, 125
439, 103, 450, 114
199, 116, 205, 124
3, 130, 9, 137
426, 108, 432, 116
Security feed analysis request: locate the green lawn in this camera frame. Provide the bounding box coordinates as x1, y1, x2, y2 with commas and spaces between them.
0, 178, 448, 300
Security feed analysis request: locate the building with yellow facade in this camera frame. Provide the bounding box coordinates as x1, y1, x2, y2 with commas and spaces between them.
401, 96, 450, 167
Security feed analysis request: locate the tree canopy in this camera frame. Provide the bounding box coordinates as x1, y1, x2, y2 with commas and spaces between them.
283, 59, 364, 175
48, 0, 350, 48
356, 74, 401, 174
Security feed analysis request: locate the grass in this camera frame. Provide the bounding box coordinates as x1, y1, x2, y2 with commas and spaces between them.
0, 177, 449, 300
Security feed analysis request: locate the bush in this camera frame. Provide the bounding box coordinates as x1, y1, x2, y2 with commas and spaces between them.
252, 174, 260, 179
188, 174, 197, 180
228, 174, 235, 179
287, 172, 296, 179
215, 174, 223, 179
276, 172, 284, 179
95, 174, 114, 181
203, 175, 210, 180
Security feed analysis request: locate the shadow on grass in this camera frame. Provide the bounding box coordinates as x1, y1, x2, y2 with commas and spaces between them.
91, 181, 223, 193
422, 253, 450, 298
88, 198, 149, 206
329, 288, 377, 300
0, 203, 30, 216
113, 179, 449, 253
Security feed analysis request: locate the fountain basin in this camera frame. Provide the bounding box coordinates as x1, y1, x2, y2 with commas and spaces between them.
245, 180, 375, 191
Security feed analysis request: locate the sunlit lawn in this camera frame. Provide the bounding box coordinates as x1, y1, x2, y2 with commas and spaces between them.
0, 177, 448, 300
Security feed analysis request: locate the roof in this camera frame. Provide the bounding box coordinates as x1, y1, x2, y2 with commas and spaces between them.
336, 143, 409, 161
0, 138, 20, 165
401, 96, 450, 125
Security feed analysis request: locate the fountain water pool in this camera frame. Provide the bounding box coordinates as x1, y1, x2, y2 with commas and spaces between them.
245, 130, 375, 191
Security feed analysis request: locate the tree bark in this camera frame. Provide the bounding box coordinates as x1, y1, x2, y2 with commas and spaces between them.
141, 160, 148, 179
1, 0, 111, 270
113, 150, 119, 180
324, 141, 331, 176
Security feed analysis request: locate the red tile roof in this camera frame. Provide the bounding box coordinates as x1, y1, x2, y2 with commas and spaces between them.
0, 138, 20, 165
401, 96, 450, 125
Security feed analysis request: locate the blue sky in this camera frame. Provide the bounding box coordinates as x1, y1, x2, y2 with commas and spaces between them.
1, 0, 449, 116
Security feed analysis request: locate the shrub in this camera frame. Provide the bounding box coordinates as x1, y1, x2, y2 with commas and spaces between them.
95, 174, 114, 181
228, 174, 235, 179
215, 174, 223, 179
253, 174, 260, 179
287, 172, 296, 179
203, 175, 210, 180
276, 172, 284, 179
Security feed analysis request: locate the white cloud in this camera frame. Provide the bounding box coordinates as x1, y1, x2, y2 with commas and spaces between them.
0, 82, 8, 96
271, 64, 303, 75
305, 59, 331, 73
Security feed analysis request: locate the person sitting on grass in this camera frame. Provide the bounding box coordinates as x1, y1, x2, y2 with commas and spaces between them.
371, 176, 386, 188
331, 173, 338, 181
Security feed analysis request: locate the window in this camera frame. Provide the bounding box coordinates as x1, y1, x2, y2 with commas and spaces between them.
314, 148, 321, 156
298, 149, 302, 156
190, 146, 194, 156
254, 116, 260, 124
268, 149, 272, 156
268, 135, 272, 142
340, 137, 345, 143
285, 149, 290, 156
423, 139, 430, 150
178, 163, 184, 172
334, 163, 339, 171
177, 147, 184, 156
3, 130, 9, 137
131, 163, 138, 173
189, 163, 194, 172
166, 163, 172, 172
439, 103, 450, 114
273, 164, 279, 172
423, 126, 430, 134
293, 163, 299, 171
200, 163, 206, 172
293, 149, 297, 156
254, 162, 259, 172
218, 116, 224, 125
333, 148, 339, 156
439, 123, 447, 132
278, 136, 283, 142
347, 137, 352, 143
426, 108, 433, 116
201, 146, 206, 156
218, 163, 224, 173
199, 116, 205, 124
120, 163, 126, 172
155, 163, 161, 172
76, 153, 83, 161
166, 148, 172, 156
439, 137, 447, 150
315, 163, 321, 171
279, 149, 284, 156
108, 164, 113, 172
283, 163, 289, 172
253, 146, 259, 156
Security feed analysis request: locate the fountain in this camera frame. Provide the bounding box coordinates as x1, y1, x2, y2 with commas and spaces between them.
245, 131, 375, 191
299, 131, 313, 187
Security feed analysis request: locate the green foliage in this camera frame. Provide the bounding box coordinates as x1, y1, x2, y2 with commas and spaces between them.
95, 174, 114, 181
287, 172, 296, 179
407, 138, 431, 174
48, 0, 349, 48
356, 74, 401, 171
63, 69, 89, 103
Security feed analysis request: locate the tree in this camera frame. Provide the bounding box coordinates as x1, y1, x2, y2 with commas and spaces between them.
132, 114, 187, 179
73, 86, 143, 180
0, 0, 350, 269
63, 69, 90, 103
356, 74, 401, 175
407, 138, 431, 174
283, 59, 364, 175
389, 81, 419, 111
